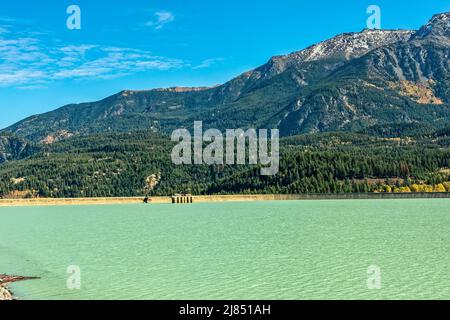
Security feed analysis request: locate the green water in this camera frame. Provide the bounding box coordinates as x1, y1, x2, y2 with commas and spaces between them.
1, 199, 450, 300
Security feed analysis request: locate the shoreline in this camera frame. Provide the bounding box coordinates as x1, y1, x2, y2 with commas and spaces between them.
0, 193, 450, 207
0, 275, 39, 300
0, 283, 14, 300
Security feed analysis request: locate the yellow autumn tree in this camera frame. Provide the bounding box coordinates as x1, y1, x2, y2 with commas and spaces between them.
394, 186, 411, 193
443, 182, 450, 192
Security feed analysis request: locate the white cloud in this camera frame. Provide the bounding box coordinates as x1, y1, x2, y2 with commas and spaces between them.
145, 11, 175, 30
0, 31, 185, 88
193, 58, 225, 69
60, 44, 97, 56
0, 70, 47, 87
16, 84, 48, 90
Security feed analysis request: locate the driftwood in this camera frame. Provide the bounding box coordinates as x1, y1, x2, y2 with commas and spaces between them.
0, 274, 40, 284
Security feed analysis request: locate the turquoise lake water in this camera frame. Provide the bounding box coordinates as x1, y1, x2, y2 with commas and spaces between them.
1, 199, 450, 300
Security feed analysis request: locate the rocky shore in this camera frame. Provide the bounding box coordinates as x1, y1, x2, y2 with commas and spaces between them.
0, 275, 40, 300
0, 283, 14, 300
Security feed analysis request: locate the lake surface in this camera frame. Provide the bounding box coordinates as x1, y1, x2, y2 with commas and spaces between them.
1, 199, 450, 300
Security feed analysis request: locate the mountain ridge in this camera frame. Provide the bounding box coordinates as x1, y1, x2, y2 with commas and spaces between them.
3, 12, 449, 143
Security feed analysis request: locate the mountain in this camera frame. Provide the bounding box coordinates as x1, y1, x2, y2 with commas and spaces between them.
412, 12, 450, 40
0, 134, 38, 164
279, 13, 450, 135
2, 13, 449, 142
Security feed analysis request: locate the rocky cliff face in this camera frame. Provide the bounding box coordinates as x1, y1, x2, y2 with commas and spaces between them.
412, 12, 450, 40
269, 29, 413, 66
0, 135, 37, 163
216, 29, 414, 97
2, 13, 449, 141
277, 35, 450, 135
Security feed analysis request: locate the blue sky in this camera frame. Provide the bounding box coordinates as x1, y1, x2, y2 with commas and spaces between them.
0, 0, 449, 129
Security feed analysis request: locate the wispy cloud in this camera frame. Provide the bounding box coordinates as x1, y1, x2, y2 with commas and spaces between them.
52, 46, 184, 80
0, 30, 185, 88
193, 58, 226, 69
145, 11, 175, 30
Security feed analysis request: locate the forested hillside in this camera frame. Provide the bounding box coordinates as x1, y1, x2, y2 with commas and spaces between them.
0, 134, 38, 164
1, 129, 449, 198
